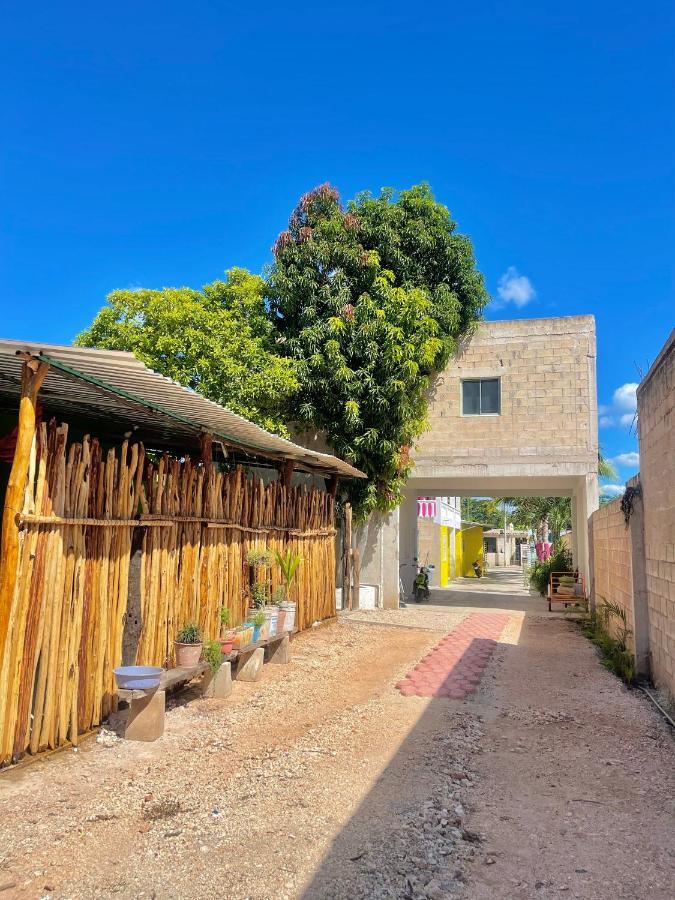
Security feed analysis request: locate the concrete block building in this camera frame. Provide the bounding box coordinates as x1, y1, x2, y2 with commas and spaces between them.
357, 315, 599, 607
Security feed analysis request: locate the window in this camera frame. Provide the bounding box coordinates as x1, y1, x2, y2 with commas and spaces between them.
461, 378, 500, 415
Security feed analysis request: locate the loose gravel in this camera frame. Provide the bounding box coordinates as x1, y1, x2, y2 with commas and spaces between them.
0, 607, 673, 900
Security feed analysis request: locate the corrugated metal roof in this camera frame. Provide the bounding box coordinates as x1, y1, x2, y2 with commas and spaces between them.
0, 338, 365, 479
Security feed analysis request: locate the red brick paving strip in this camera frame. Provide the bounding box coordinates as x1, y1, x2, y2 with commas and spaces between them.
396, 613, 510, 699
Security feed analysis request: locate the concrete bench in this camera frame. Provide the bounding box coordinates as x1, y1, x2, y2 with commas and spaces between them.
117, 631, 293, 741
227, 630, 292, 680
118, 661, 232, 741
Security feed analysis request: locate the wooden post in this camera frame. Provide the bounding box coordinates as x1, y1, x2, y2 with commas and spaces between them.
200, 432, 213, 469
342, 502, 352, 611
0, 357, 50, 663
280, 460, 294, 490
327, 475, 339, 499
351, 547, 360, 611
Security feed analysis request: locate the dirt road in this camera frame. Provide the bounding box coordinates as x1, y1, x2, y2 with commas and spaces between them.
0, 607, 673, 899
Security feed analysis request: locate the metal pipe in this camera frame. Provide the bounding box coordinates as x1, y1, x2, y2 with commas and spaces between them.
638, 683, 675, 729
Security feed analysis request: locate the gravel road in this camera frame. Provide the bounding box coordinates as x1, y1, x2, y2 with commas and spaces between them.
0, 609, 673, 899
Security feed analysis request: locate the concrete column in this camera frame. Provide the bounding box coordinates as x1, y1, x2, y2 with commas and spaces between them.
355, 506, 401, 610
576, 474, 598, 587
627, 477, 650, 679
570, 493, 580, 568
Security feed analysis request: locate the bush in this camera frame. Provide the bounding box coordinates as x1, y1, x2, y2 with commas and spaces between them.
176, 622, 202, 644
528, 545, 573, 595
250, 582, 269, 609
202, 639, 222, 673
581, 602, 635, 684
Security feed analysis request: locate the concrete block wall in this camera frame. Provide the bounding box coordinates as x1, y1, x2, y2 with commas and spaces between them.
590, 498, 635, 646
414, 316, 598, 474
637, 329, 675, 698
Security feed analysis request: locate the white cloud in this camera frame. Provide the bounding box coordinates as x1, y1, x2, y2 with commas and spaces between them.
612, 451, 639, 467
613, 382, 638, 411
599, 382, 639, 429
496, 267, 536, 308
601, 483, 625, 497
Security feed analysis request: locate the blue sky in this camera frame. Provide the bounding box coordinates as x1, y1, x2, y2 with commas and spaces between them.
1, 2, 673, 493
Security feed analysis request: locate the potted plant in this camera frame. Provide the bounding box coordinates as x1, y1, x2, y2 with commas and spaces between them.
248, 581, 269, 619
174, 622, 203, 667
203, 639, 223, 674
245, 546, 272, 569
219, 607, 235, 654
246, 546, 272, 617
272, 585, 287, 632
252, 611, 266, 643
274, 548, 302, 632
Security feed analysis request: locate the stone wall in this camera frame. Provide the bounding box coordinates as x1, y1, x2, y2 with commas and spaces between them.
637, 329, 675, 698
590, 498, 635, 646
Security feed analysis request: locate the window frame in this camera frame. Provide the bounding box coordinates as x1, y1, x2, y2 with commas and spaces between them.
460, 377, 501, 417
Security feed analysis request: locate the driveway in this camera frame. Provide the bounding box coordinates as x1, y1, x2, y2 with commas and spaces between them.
0, 591, 673, 899
425, 565, 555, 616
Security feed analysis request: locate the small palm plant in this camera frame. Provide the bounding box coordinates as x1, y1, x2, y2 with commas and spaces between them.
274, 549, 302, 601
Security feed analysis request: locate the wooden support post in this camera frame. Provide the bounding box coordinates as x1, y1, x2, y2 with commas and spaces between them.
280, 459, 295, 490
342, 502, 352, 611
327, 475, 339, 499
0, 357, 49, 663
351, 547, 360, 611
200, 432, 213, 469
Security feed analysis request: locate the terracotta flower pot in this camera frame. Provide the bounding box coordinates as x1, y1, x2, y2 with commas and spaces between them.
174, 640, 203, 667
276, 608, 287, 632
219, 636, 235, 655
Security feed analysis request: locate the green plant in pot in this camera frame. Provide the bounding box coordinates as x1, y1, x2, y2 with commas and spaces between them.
202, 639, 223, 674
274, 549, 302, 632
249, 581, 270, 612
245, 546, 272, 569
219, 607, 235, 654
175, 622, 203, 667
252, 611, 266, 643
271, 584, 287, 631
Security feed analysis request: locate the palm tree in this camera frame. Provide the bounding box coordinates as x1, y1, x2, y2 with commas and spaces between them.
598, 449, 618, 481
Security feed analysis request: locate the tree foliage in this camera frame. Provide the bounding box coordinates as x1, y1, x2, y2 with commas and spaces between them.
461, 498, 505, 527
267, 183, 488, 518
76, 268, 299, 435
485, 496, 572, 542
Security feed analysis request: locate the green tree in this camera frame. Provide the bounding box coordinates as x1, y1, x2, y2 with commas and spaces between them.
461, 498, 504, 527
76, 268, 299, 435
486, 496, 572, 542
267, 183, 488, 518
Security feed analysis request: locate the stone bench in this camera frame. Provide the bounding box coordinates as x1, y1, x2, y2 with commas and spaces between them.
227, 630, 292, 681
117, 630, 293, 741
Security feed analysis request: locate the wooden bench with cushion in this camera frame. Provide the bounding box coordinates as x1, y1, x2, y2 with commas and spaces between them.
547, 571, 588, 612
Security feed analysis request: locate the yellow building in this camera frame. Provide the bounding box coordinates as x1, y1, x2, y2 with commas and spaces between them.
459, 524, 485, 577
420, 511, 485, 586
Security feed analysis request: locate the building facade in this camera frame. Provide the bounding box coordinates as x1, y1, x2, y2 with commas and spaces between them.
358, 316, 599, 607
